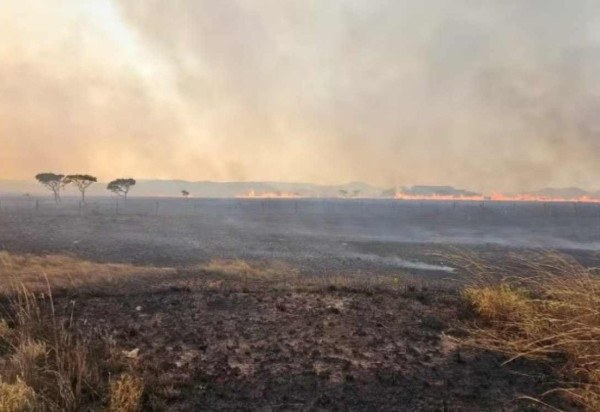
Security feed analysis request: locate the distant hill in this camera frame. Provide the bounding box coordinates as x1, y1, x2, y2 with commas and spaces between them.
525, 187, 594, 199
398, 185, 482, 198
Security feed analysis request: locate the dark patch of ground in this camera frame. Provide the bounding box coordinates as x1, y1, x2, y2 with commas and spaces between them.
1, 205, 600, 281
57, 270, 574, 411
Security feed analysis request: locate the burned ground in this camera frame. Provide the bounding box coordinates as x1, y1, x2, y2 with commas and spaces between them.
0, 199, 597, 410
50, 268, 569, 411
1, 198, 600, 274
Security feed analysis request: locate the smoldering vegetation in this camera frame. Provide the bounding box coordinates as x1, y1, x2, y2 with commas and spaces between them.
1, 197, 599, 273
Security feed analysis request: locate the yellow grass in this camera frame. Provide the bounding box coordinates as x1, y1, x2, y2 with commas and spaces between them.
0, 251, 175, 293
0, 378, 36, 412
0, 284, 108, 411
461, 252, 600, 410
203, 258, 300, 280
464, 284, 533, 324
0, 252, 160, 410
201, 258, 418, 292
109, 373, 144, 412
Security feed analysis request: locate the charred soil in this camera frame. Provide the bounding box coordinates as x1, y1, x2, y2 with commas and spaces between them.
48, 268, 571, 411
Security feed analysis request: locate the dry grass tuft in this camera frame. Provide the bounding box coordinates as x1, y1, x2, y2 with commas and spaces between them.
109, 373, 144, 412
0, 251, 174, 294
461, 252, 600, 410
464, 284, 532, 324
0, 319, 10, 339
0, 378, 36, 411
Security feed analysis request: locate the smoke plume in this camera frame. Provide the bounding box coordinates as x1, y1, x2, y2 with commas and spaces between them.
2, 0, 600, 192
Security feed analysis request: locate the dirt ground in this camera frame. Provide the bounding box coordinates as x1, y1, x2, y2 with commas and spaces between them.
38, 266, 569, 411
1, 201, 596, 410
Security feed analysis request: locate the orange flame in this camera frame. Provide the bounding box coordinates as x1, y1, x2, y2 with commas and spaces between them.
394, 192, 600, 203
394, 193, 484, 201
489, 193, 600, 203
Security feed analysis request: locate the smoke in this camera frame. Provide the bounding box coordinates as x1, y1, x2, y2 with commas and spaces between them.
2, 0, 600, 192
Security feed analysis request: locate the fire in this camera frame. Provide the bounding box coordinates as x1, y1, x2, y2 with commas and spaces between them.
394, 192, 600, 203
489, 193, 600, 203
394, 193, 484, 201
237, 190, 302, 199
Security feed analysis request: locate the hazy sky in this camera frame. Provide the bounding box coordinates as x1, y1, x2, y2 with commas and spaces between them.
2, 0, 600, 192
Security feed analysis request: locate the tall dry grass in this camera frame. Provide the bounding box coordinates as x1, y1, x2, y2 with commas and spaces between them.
0, 283, 108, 410
460, 252, 600, 410
0, 252, 157, 411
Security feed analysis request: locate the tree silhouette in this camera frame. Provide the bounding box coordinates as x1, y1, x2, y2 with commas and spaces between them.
338, 189, 348, 198
181, 190, 190, 198
107, 178, 136, 200
65, 174, 97, 203
352, 190, 361, 198
35, 173, 66, 203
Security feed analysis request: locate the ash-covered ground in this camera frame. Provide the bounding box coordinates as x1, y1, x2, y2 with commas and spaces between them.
1, 197, 600, 275
1, 197, 597, 410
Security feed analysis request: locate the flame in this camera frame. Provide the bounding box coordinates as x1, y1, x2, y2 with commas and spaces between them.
489, 193, 600, 203
394, 191, 600, 203
394, 193, 484, 201
236, 189, 303, 199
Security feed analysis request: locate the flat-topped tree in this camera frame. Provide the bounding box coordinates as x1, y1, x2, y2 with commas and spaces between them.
107, 178, 136, 200
35, 173, 66, 203
182, 190, 190, 198
65, 174, 97, 203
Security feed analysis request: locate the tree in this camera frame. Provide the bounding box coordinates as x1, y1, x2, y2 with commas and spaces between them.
107, 178, 136, 200
338, 189, 348, 198
181, 190, 190, 198
352, 190, 361, 198
65, 174, 97, 203
35, 173, 66, 203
